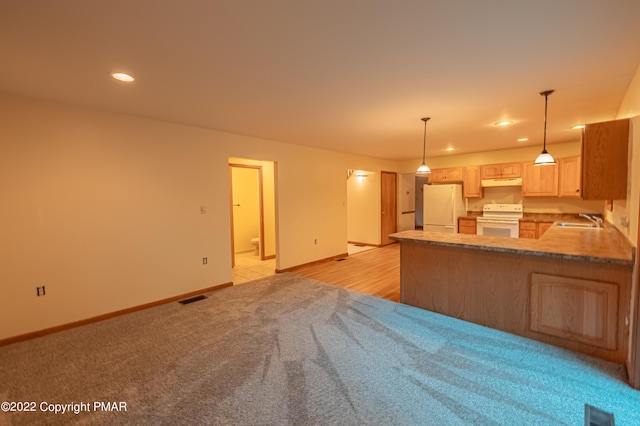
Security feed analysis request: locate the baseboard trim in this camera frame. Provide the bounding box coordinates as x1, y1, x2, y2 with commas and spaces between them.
347, 241, 380, 247
0, 282, 233, 347
276, 252, 349, 273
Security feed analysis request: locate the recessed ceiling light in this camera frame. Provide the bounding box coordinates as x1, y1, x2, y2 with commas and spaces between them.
571, 125, 585, 130
494, 120, 513, 127
517, 138, 529, 142
445, 147, 455, 151
111, 72, 134, 82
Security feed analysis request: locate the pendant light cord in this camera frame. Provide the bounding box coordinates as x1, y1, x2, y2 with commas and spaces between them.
540, 90, 554, 152
543, 93, 548, 151
421, 117, 430, 163
422, 120, 427, 162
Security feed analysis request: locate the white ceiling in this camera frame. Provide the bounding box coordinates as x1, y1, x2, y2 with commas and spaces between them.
1, 1, 639, 161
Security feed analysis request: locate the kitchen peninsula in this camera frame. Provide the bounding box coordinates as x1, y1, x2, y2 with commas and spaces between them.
389, 224, 635, 368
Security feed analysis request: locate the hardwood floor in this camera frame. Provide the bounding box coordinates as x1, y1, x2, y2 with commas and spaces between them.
291, 243, 400, 302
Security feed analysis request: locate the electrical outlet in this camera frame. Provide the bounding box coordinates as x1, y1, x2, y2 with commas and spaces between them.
202, 257, 208, 265
36, 285, 46, 296
620, 217, 629, 229
314, 239, 318, 245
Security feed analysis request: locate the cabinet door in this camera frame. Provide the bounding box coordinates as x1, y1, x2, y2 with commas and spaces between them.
446, 167, 463, 182
480, 164, 502, 179
522, 163, 558, 197
582, 119, 629, 200
500, 162, 522, 178
559, 156, 581, 198
537, 222, 552, 237
463, 166, 482, 198
519, 221, 537, 239
429, 168, 446, 183
530, 273, 618, 350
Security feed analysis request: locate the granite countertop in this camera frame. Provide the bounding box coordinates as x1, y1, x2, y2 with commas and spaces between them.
389, 222, 635, 266
458, 213, 599, 223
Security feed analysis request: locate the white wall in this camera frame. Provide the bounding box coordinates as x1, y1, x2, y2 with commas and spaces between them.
398, 173, 416, 231
0, 93, 397, 341
613, 63, 640, 245
398, 141, 584, 171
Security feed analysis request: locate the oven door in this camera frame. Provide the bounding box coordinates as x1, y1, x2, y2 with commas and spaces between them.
476, 218, 519, 238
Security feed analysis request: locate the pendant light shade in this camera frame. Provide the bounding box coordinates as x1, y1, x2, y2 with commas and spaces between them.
533, 90, 556, 166
416, 117, 431, 174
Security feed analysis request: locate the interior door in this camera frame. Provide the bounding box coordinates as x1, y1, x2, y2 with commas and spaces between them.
381, 171, 397, 245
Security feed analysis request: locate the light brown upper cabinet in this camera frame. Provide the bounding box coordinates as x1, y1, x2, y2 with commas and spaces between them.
463, 166, 482, 198
582, 118, 629, 200
481, 162, 522, 179
558, 156, 581, 198
522, 163, 558, 197
429, 167, 463, 184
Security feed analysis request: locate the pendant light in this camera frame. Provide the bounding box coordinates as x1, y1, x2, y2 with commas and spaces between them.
533, 90, 556, 166
416, 117, 432, 174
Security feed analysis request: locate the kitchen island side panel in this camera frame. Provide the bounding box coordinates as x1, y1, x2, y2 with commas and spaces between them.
399, 240, 631, 364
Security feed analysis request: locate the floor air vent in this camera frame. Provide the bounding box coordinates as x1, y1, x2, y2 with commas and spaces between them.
585, 404, 614, 426
336, 258, 347, 262
179, 295, 207, 305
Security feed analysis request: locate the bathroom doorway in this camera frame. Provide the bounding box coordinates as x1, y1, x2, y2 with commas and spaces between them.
228, 158, 277, 283
230, 164, 262, 262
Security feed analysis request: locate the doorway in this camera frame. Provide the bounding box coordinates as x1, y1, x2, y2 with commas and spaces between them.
228, 159, 277, 283
346, 169, 398, 249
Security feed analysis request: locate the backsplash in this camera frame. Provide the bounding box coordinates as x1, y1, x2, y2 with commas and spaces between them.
466, 186, 604, 214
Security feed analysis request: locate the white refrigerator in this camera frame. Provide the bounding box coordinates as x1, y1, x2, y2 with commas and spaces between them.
422, 184, 466, 233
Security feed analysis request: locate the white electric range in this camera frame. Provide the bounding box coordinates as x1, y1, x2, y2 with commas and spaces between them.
476, 204, 523, 238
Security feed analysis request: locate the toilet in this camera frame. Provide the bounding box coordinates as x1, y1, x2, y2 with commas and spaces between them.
250, 238, 259, 255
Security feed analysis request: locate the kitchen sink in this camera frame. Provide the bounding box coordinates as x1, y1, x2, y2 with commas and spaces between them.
555, 222, 599, 229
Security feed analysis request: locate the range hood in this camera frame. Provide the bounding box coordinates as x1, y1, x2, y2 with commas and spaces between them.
481, 177, 523, 187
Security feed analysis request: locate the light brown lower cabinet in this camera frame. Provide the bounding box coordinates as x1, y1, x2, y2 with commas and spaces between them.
398, 240, 630, 365
519, 221, 537, 239
530, 273, 618, 350
458, 218, 476, 234
537, 222, 552, 237
519, 221, 553, 239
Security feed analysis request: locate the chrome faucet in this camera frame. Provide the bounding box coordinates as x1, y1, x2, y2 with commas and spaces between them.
579, 213, 603, 228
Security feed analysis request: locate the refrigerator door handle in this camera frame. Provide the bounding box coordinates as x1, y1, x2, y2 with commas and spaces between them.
451, 191, 455, 224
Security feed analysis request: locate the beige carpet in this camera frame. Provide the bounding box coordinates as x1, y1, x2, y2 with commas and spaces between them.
0, 273, 638, 425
